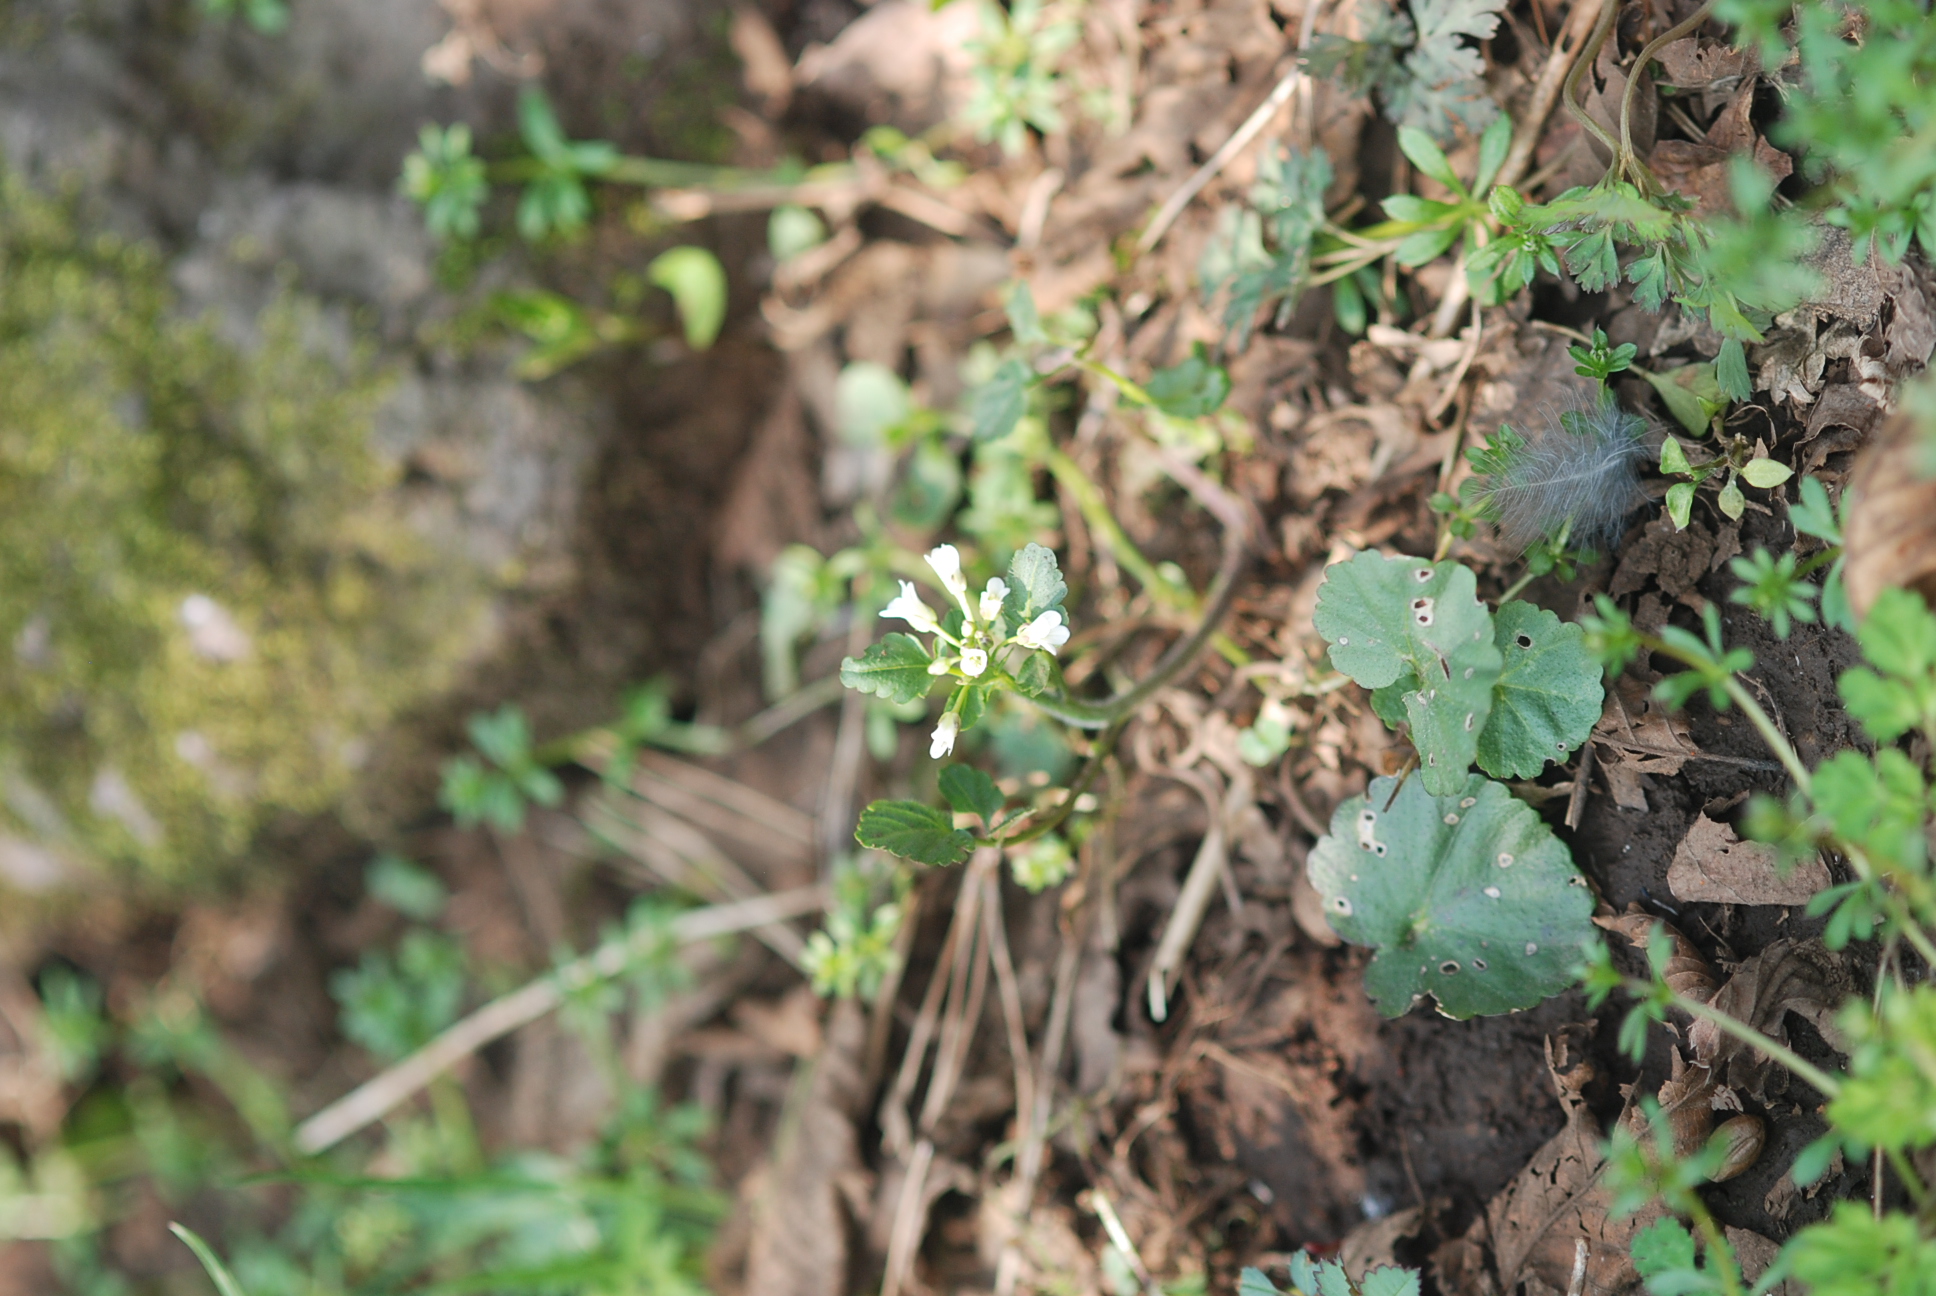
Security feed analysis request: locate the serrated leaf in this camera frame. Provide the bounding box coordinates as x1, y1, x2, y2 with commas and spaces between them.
1146, 345, 1231, 418
939, 765, 1005, 825
1741, 457, 1793, 488
1006, 543, 1068, 621
956, 683, 990, 731
1013, 650, 1053, 698
839, 634, 937, 704
1359, 1268, 1422, 1296
1238, 1269, 1282, 1296
1665, 481, 1696, 530
1630, 1218, 1698, 1280
1306, 774, 1595, 1018
1477, 602, 1604, 778
970, 359, 1031, 442
1789, 475, 1843, 543
1288, 1253, 1321, 1296
1313, 553, 1502, 793
1371, 675, 1415, 728
1314, 1259, 1354, 1296
855, 800, 974, 866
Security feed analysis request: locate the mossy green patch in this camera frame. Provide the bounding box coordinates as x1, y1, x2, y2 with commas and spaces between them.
0, 169, 484, 889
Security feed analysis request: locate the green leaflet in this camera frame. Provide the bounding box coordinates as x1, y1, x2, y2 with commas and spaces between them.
1476, 601, 1604, 778
1306, 774, 1595, 1019
839, 633, 937, 705
938, 765, 1005, 827
854, 800, 974, 867
1003, 542, 1068, 628
1313, 553, 1501, 793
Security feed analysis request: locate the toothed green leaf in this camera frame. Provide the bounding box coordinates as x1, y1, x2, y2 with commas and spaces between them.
1313, 552, 1502, 794
855, 800, 974, 866
840, 633, 938, 704
1476, 601, 1604, 778
1306, 774, 1595, 1018
938, 765, 1005, 826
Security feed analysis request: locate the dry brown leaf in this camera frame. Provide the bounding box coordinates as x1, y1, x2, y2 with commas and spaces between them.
1339, 1204, 1426, 1278
1667, 814, 1831, 907
1591, 677, 1695, 813
1592, 905, 1719, 1002
1483, 1039, 1654, 1296
1688, 939, 1849, 1099
1845, 408, 1936, 617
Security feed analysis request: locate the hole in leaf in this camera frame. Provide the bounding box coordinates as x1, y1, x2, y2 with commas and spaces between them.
1473, 957, 1488, 971
1439, 960, 1460, 975
1515, 633, 1533, 648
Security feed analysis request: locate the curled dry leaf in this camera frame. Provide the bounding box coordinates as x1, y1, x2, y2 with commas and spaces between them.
1666, 813, 1831, 907
1687, 939, 1850, 1100
1844, 409, 1936, 618
1593, 905, 1720, 1003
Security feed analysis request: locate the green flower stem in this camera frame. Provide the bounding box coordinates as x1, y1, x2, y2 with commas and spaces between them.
999, 716, 1127, 848
1687, 1202, 1745, 1296
1031, 468, 1254, 732
1043, 449, 1197, 613
1718, 677, 1812, 795
1667, 988, 1845, 1099
1639, 627, 1812, 795
1619, 0, 1716, 190
1887, 1146, 1932, 1208
1563, 0, 1622, 168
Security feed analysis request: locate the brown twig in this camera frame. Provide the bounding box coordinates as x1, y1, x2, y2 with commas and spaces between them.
292, 887, 828, 1155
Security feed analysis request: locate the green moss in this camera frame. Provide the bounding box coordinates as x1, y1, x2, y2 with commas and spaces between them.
0, 170, 483, 889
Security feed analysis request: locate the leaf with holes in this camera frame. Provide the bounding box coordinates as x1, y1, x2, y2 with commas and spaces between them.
1477, 601, 1604, 778
1306, 774, 1595, 1018
1314, 552, 1502, 794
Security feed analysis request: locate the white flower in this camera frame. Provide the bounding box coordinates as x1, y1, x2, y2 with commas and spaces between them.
926, 544, 974, 617
1013, 609, 1071, 654
927, 655, 954, 676
978, 577, 1009, 623
880, 580, 940, 634
960, 647, 989, 677
930, 712, 960, 758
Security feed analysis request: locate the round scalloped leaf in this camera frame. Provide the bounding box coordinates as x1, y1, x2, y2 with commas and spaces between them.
1476, 601, 1604, 779
1313, 552, 1502, 794
1306, 774, 1594, 1019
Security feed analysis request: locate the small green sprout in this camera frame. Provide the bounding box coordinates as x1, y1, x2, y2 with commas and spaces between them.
1728, 548, 1819, 638
439, 705, 565, 833
401, 123, 489, 241
1567, 327, 1637, 382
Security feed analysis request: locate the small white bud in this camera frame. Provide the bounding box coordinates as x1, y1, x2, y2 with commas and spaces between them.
880, 580, 940, 634
926, 544, 974, 619
979, 577, 1009, 623
1013, 609, 1071, 655
925, 544, 966, 595
928, 655, 954, 676
960, 647, 989, 677
930, 712, 960, 758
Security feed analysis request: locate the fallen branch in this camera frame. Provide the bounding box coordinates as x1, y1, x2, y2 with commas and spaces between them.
292, 886, 827, 1155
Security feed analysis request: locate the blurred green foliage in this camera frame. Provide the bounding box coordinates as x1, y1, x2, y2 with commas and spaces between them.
0, 170, 482, 890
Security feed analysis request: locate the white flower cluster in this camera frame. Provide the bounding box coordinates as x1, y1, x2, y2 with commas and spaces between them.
880, 544, 1071, 757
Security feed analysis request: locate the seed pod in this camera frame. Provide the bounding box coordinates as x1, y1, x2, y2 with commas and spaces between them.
1709, 1113, 1766, 1183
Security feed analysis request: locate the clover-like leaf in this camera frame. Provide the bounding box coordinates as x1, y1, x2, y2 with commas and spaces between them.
855, 800, 974, 866
839, 633, 937, 704
938, 765, 1005, 827
1476, 601, 1604, 778
1313, 552, 1502, 793
1146, 344, 1231, 418
1358, 1269, 1422, 1296
1306, 774, 1595, 1019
